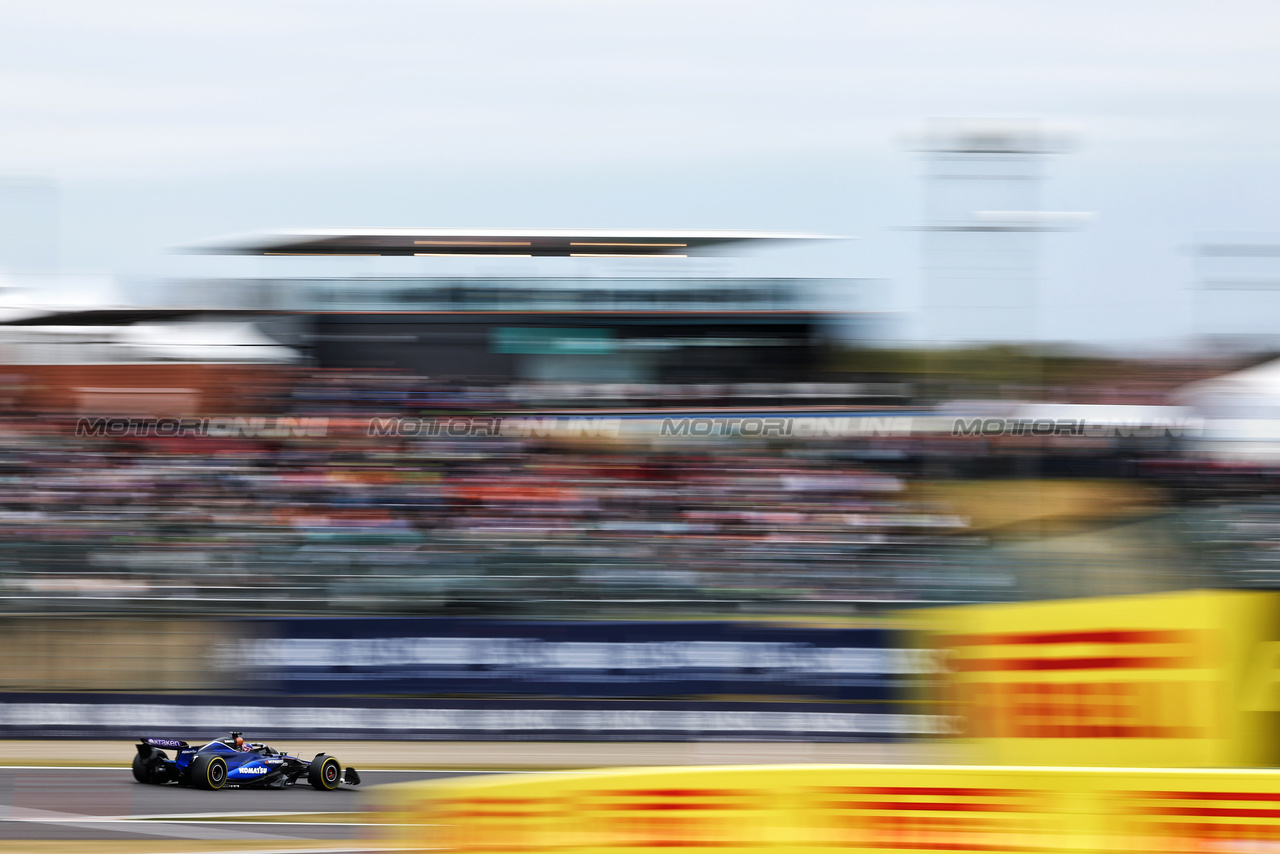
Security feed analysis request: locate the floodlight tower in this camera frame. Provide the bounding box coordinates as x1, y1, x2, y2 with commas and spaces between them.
1192, 239, 1280, 350
913, 121, 1076, 345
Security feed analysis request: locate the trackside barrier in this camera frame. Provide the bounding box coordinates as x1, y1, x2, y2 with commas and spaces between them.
914, 589, 1280, 767
375, 764, 1280, 854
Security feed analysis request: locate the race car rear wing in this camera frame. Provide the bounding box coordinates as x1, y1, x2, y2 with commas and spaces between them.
140, 737, 190, 749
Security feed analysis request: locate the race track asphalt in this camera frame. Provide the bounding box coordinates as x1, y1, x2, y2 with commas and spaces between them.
0, 740, 958, 850
0, 766, 482, 846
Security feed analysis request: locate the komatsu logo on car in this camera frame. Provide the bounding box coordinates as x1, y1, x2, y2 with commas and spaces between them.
238, 766, 268, 775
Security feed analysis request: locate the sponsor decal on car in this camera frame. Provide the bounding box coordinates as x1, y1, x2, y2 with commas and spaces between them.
237, 766, 269, 775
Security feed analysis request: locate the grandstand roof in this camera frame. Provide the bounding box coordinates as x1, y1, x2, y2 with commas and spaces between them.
188, 228, 838, 257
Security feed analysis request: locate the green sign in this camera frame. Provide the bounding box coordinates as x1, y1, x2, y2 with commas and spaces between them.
491, 327, 616, 355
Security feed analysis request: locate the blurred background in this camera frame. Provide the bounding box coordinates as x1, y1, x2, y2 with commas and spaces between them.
2, 0, 1280, 745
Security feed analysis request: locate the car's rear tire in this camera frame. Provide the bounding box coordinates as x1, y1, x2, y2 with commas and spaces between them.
191, 754, 227, 790
308, 754, 341, 791
132, 748, 167, 784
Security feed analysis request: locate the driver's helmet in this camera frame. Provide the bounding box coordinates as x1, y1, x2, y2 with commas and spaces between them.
234, 735, 251, 751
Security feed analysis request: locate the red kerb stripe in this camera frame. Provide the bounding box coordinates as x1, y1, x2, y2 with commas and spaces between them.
951, 655, 1193, 672
943, 629, 1193, 647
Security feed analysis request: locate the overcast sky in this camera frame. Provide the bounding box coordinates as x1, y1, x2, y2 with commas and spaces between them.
3, 0, 1280, 347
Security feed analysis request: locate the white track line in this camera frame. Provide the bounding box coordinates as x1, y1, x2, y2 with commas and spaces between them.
0, 765, 523, 772
12, 811, 346, 821
2, 806, 305, 841
128, 811, 352, 820
141, 849, 420, 854
8, 818, 430, 827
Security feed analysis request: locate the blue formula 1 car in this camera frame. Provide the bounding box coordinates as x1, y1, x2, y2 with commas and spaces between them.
132, 732, 360, 791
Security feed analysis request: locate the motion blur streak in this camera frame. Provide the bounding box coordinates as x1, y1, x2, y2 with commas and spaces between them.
375, 764, 1280, 854
8, 1, 1280, 853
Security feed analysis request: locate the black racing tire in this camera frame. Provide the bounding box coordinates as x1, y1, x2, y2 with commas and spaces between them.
132, 748, 167, 784
191, 754, 227, 790
308, 754, 342, 791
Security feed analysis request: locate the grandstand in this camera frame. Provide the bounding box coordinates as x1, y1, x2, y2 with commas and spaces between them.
185, 227, 855, 383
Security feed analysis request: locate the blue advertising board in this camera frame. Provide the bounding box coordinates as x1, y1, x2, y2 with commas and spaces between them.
214, 619, 937, 701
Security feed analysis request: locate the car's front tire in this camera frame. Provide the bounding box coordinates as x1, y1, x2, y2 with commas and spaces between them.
191, 754, 227, 790
308, 754, 342, 791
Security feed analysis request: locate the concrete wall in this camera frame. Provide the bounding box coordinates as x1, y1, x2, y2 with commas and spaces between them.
0, 617, 231, 692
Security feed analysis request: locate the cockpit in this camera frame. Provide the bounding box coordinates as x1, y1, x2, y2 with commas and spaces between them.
198, 739, 278, 755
